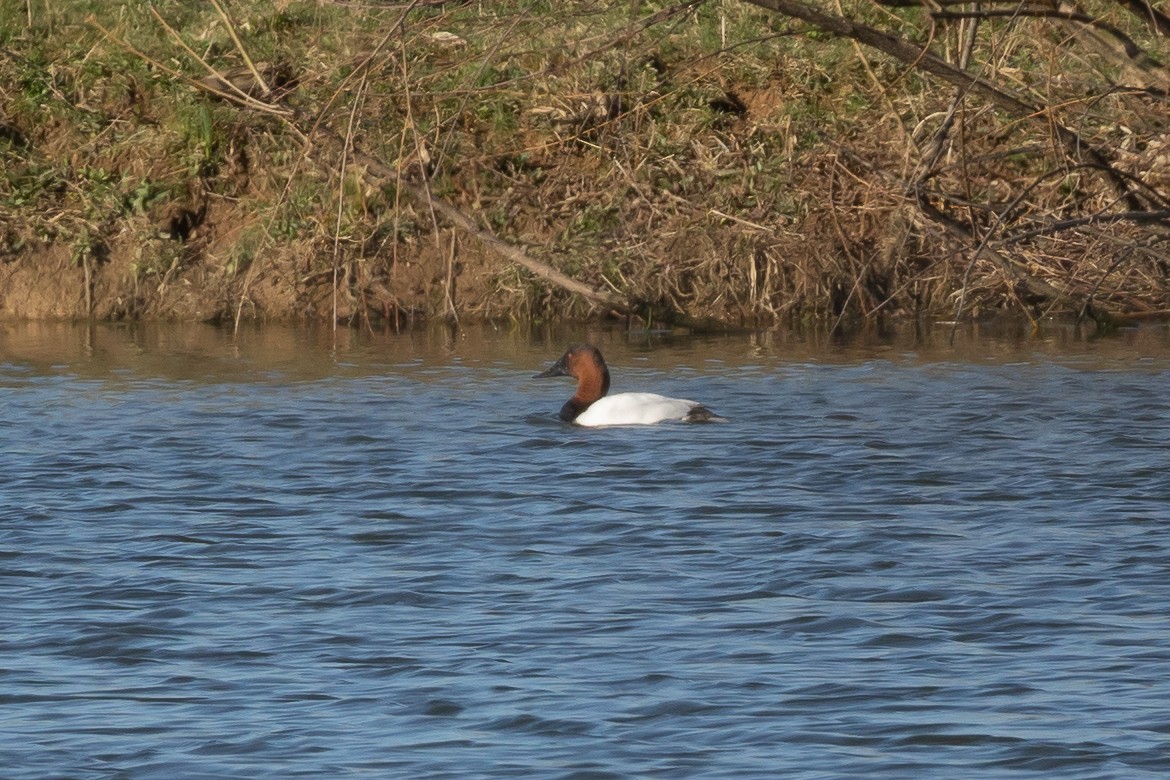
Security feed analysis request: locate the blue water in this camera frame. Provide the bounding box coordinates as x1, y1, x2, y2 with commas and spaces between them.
3, 323, 1170, 778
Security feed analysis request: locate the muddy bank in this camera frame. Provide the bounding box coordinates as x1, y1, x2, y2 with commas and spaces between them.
2, 1, 1169, 326
0, 214, 481, 325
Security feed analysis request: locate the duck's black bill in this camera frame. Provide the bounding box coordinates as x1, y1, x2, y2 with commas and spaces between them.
533, 358, 569, 379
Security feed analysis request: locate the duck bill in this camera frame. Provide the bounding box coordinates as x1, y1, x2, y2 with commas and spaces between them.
533, 357, 569, 379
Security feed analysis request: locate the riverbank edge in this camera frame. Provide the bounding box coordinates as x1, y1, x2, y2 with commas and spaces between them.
3, 1, 1169, 327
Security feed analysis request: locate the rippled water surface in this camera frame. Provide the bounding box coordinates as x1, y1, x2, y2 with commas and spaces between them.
3, 321, 1170, 778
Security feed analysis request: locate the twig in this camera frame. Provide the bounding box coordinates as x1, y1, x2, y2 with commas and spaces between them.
708, 209, 776, 234
445, 229, 459, 325
90, 14, 291, 118
209, 0, 270, 97
332, 69, 370, 330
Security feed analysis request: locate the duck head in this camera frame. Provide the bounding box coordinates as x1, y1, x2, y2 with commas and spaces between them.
534, 343, 612, 421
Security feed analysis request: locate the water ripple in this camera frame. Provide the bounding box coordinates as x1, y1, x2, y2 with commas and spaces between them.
3, 336, 1170, 777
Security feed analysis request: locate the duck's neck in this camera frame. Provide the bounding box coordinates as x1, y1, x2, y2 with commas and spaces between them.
560, 366, 610, 421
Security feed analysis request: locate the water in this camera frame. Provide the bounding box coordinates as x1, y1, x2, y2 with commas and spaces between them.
3, 321, 1170, 778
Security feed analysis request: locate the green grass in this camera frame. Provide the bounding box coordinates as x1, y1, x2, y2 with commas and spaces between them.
2, 0, 1167, 323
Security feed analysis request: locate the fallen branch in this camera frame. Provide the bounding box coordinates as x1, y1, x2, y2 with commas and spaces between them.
876, 0, 1170, 37
999, 209, 1170, 245
932, 9, 1162, 66
1107, 0, 1170, 37
739, 0, 1149, 210
931, 8, 1170, 92
300, 125, 630, 317
298, 129, 631, 319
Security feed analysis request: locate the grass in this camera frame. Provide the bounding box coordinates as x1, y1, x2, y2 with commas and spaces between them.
1, 0, 1168, 326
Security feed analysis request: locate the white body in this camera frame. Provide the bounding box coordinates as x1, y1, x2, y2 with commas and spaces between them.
574, 392, 703, 427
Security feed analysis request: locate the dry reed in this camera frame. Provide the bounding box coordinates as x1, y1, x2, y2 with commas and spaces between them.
3, 0, 1168, 326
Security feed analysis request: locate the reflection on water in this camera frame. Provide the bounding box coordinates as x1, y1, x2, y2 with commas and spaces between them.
3, 320, 1170, 779
3, 318, 1170, 379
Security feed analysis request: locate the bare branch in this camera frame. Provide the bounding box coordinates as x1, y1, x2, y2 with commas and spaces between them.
738, 0, 1150, 210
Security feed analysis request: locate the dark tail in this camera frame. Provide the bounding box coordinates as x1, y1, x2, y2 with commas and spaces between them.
685, 405, 726, 423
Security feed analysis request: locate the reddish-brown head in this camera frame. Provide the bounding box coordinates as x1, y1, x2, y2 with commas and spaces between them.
534, 343, 612, 421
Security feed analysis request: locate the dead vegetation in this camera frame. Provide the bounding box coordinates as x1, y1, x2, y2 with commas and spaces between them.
1, 0, 1168, 328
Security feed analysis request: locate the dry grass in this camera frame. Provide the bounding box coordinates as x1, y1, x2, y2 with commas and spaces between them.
1, 0, 1168, 326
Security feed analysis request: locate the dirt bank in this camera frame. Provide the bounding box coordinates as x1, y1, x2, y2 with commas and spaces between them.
2, 1, 1169, 326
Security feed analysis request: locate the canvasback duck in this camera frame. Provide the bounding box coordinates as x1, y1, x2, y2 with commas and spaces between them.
534, 343, 721, 426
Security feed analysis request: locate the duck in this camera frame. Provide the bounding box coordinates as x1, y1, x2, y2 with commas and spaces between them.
534, 343, 722, 426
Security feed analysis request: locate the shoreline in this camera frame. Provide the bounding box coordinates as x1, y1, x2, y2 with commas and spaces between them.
3, 2, 1168, 326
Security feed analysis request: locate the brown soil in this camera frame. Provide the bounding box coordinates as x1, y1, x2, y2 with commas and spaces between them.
4, 1, 1169, 327
1, 191, 493, 324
